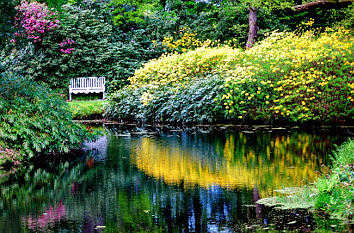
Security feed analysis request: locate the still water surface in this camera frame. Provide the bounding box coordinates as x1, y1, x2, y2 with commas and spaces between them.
0, 125, 350, 232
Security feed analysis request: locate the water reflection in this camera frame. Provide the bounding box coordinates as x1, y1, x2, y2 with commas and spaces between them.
83, 134, 108, 162
23, 201, 66, 231
131, 131, 329, 197
0, 126, 349, 232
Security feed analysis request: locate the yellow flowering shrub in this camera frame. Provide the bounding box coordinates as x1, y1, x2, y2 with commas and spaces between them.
221, 27, 353, 122
108, 27, 353, 124
129, 46, 240, 88
153, 28, 219, 53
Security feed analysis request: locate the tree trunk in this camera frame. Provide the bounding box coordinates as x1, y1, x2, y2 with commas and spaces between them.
246, 7, 258, 49
244, 1, 353, 48
293, 0, 354, 12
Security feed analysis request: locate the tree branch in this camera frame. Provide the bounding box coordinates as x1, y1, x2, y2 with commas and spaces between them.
293, 0, 354, 12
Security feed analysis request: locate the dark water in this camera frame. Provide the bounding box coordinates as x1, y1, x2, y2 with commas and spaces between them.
0, 125, 351, 232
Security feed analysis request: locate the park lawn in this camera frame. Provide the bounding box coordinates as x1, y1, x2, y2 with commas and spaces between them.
68, 100, 107, 119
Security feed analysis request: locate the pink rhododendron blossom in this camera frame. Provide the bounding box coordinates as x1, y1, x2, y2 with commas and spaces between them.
58, 39, 75, 54
14, 1, 59, 43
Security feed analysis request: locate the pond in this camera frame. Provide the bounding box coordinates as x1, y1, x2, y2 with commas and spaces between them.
0, 125, 351, 232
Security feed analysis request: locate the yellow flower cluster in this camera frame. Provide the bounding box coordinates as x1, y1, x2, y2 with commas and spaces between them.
140, 91, 153, 106
129, 46, 240, 88
220, 27, 353, 121
156, 28, 218, 53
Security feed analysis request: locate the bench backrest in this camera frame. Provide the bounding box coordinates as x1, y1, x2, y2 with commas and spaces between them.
70, 77, 105, 89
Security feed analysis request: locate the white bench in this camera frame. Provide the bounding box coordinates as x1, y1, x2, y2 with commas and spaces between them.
69, 77, 106, 101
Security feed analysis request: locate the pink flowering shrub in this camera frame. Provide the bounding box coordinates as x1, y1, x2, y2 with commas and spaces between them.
5, 1, 117, 90
59, 38, 75, 54
13, 1, 76, 54
14, 0, 59, 43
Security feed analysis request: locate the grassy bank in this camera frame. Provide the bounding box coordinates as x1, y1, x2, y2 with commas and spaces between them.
68, 100, 107, 120
258, 138, 354, 222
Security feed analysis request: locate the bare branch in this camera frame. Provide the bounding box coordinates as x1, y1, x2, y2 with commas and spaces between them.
293, 0, 354, 12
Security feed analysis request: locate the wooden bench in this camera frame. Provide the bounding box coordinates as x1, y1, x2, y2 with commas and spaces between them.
69, 77, 106, 101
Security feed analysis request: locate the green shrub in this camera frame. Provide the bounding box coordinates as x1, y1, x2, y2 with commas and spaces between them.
105, 86, 148, 122
314, 139, 354, 219
105, 76, 225, 123
0, 72, 92, 160
148, 76, 225, 123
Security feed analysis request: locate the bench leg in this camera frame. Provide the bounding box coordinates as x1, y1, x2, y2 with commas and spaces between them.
103, 91, 105, 100
69, 92, 72, 101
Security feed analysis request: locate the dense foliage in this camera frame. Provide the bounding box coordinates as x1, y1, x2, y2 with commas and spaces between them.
0, 72, 92, 165
314, 138, 353, 219
110, 0, 352, 44
4, 1, 110, 89
2, 0, 353, 92
106, 76, 224, 123
106, 27, 353, 124
0, 0, 19, 51
2, 0, 164, 92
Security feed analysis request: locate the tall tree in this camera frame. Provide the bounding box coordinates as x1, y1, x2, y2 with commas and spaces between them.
230, 0, 295, 48
110, 0, 161, 26
246, 6, 258, 48
241, 0, 354, 48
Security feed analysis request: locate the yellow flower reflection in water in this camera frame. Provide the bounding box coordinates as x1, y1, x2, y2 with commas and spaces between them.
131, 133, 324, 198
